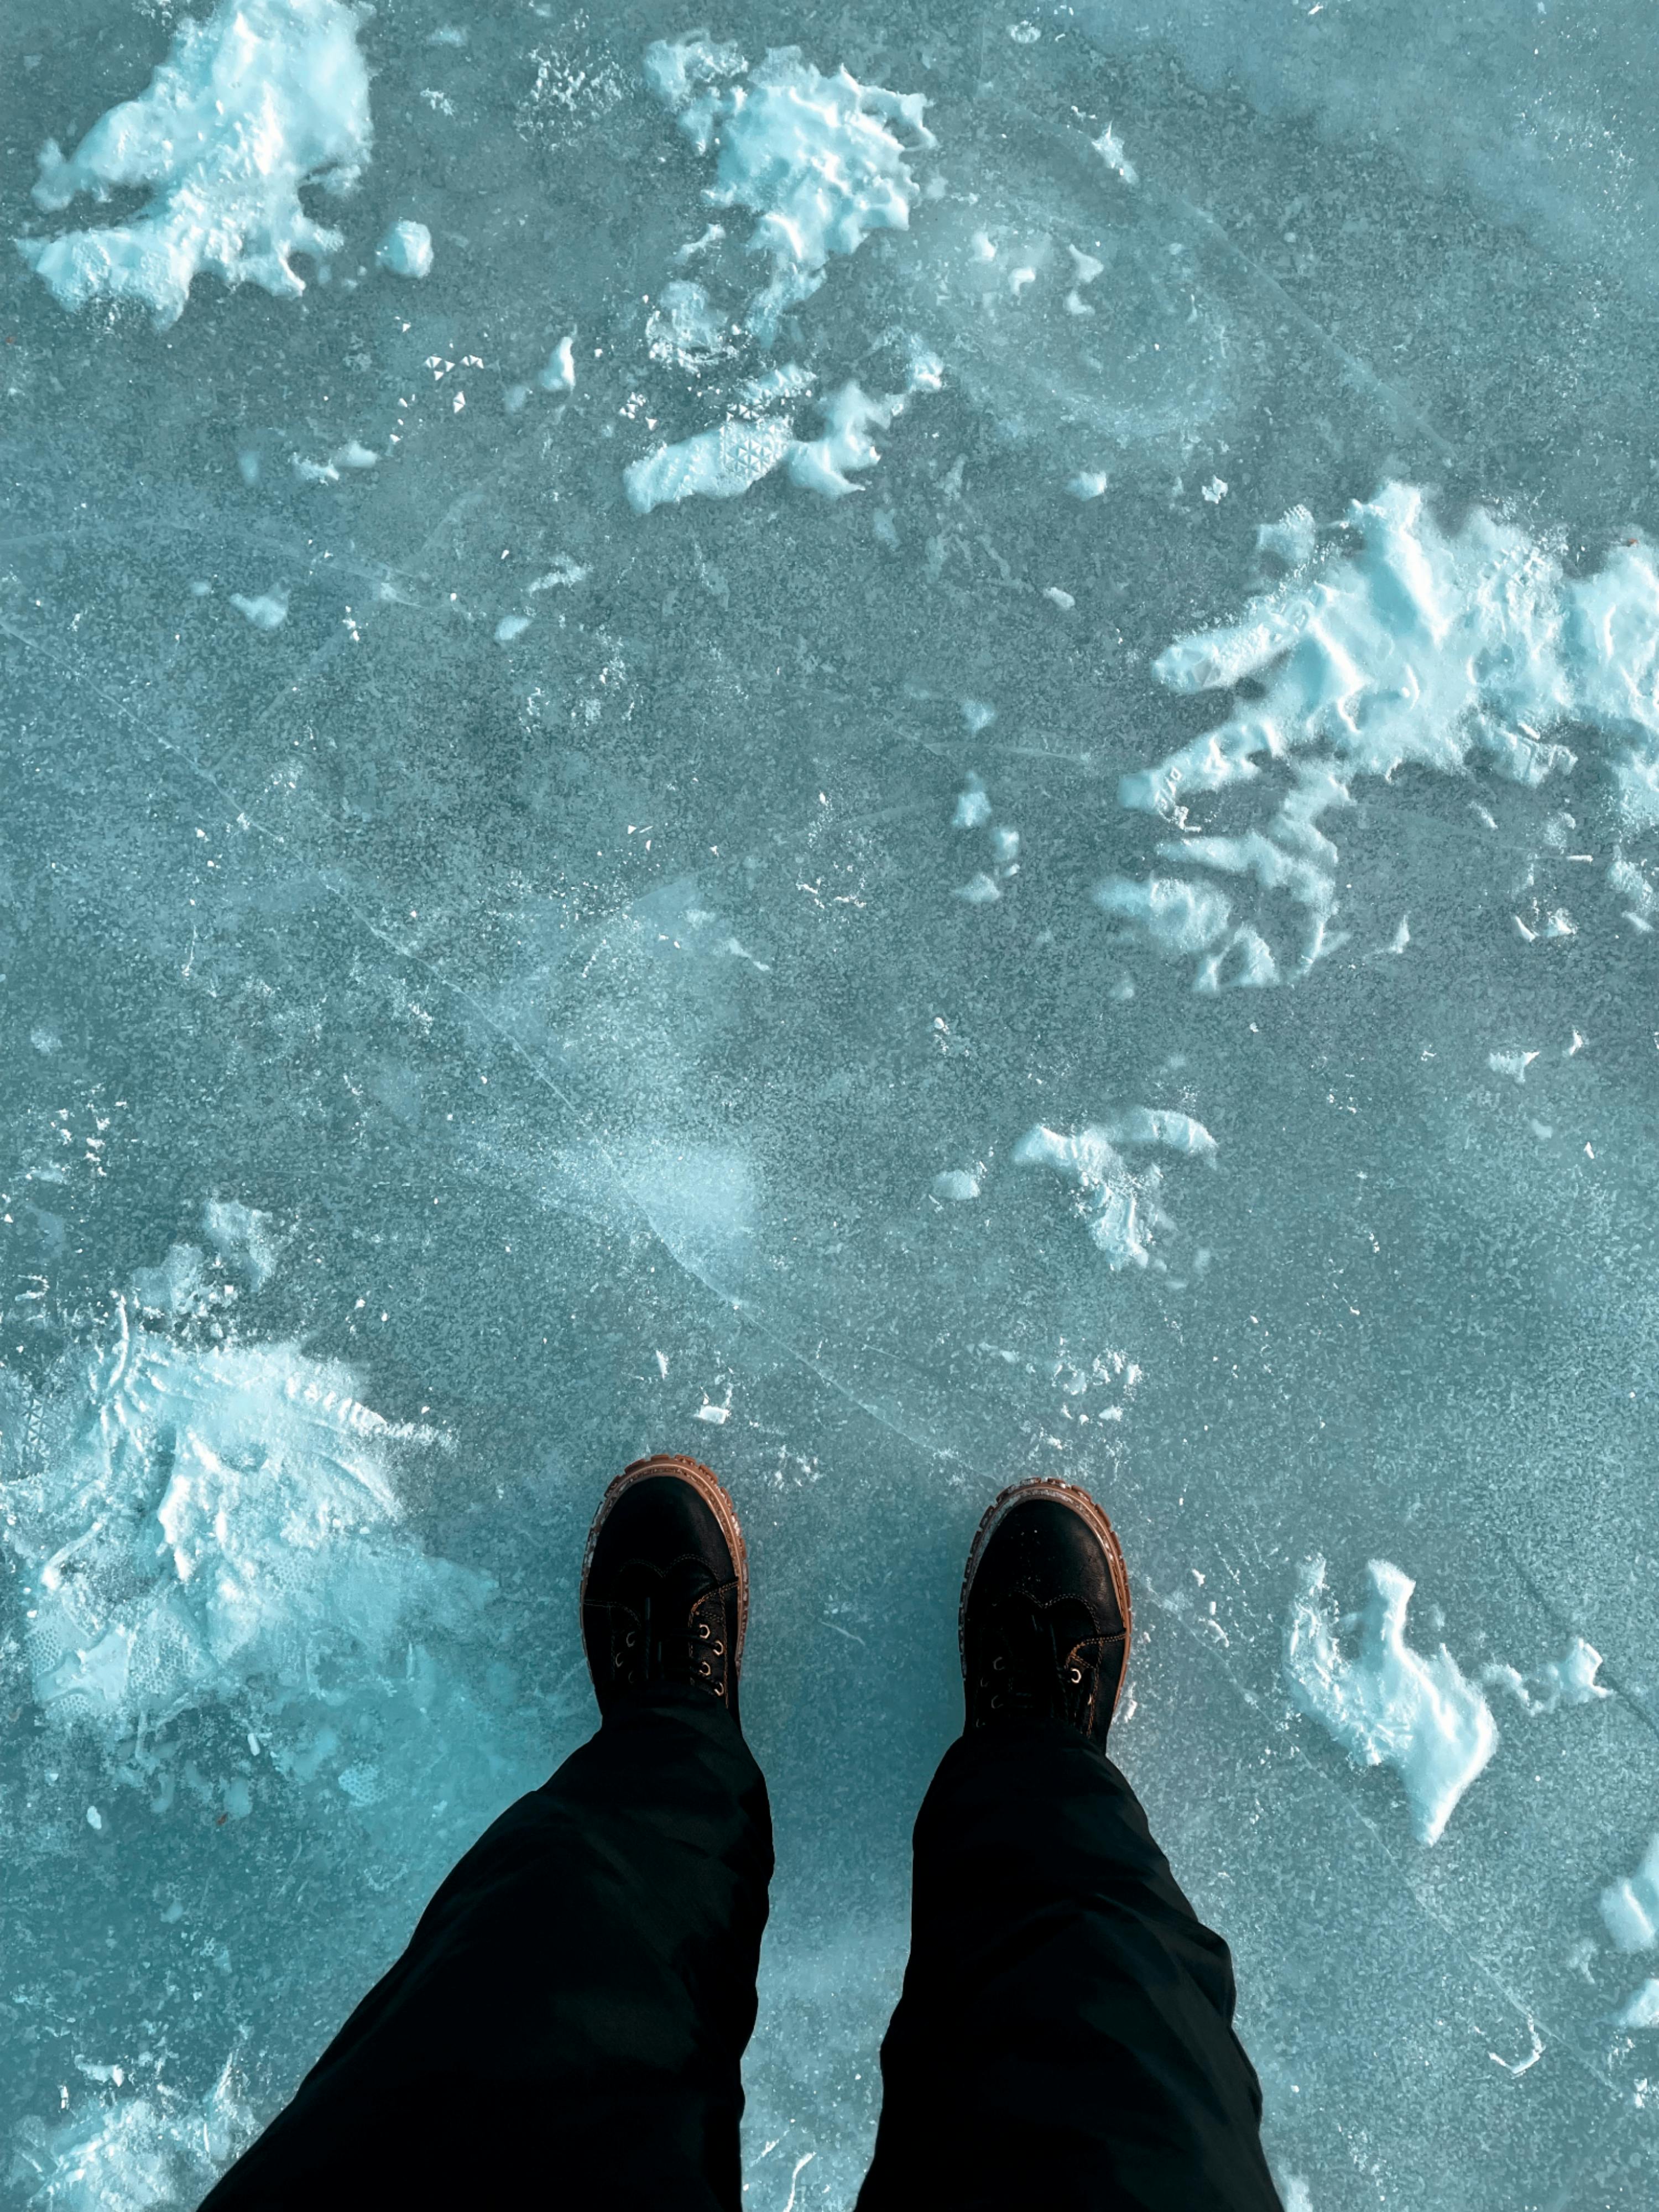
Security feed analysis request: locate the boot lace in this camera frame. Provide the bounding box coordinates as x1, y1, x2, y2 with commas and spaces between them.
598, 1559, 735, 1704
977, 1593, 1106, 1727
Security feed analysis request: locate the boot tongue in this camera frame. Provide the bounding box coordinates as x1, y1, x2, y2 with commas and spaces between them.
614, 1556, 714, 1683
988, 1592, 1098, 1719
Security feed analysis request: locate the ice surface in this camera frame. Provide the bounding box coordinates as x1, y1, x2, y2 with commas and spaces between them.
7, 2, 1659, 2205
18, 0, 372, 326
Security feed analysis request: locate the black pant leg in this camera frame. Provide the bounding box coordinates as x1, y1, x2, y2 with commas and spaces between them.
201, 1687, 773, 2211
857, 1721, 1281, 2212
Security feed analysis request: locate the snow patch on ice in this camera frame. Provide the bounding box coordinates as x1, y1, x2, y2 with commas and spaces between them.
646, 39, 935, 343
229, 589, 288, 631
1109, 485, 1659, 987
1285, 1557, 1499, 1845
2, 1248, 488, 1744
1483, 1633, 1608, 1716
1535, 1635, 1609, 1709
1095, 873, 1280, 989
1488, 1049, 1539, 1085
12, 2059, 252, 2212
954, 872, 1001, 906
785, 381, 910, 497
933, 1169, 981, 1201
1618, 1979, 1659, 2030
953, 779, 992, 829
376, 219, 432, 279
539, 335, 577, 392
642, 31, 747, 112
1014, 1110, 1217, 1267
19, 0, 372, 327
292, 440, 376, 485
1603, 1833, 1659, 1954
625, 367, 933, 515
527, 556, 590, 592
1097, 874, 1232, 955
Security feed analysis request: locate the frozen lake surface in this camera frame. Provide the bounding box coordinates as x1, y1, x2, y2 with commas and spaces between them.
4, 3, 1659, 2205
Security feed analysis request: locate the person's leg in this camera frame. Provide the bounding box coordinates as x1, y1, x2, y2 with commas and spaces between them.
202, 1455, 769, 2212
858, 1480, 1281, 2212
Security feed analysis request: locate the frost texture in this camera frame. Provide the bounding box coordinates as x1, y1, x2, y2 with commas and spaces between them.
2, 1259, 488, 1738
1109, 485, 1659, 985
625, 413, 799, 514
19, 0, 372, 326
12, 2063, 252, 2212
1014, 1110, 1217, 1267
645, 38, 935, 342
1285, 1558, 1499, 1845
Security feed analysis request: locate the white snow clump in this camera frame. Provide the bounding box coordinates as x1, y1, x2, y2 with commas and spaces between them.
377, 218, 432, 279
644, 36, 935, 342
1108, 485, 1659, 987
1603, 1833, 1659, 1954
1285, 1557, 1499, 1845
19, 0, 372, 327
624, 359, 940, 516
1014, 1110, 1216, 1267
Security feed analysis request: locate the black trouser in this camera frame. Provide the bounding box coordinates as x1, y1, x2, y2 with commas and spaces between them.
201, 1689, 1281, 2211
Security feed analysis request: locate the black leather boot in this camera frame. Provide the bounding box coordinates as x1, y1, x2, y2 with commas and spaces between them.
959, 1478, 1132, 1743
580, 1453, 749, 1725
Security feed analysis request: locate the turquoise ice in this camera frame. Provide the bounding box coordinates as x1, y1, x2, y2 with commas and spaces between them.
5, 4, 1659, 2206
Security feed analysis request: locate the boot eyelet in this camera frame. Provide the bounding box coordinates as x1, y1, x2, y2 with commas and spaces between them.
1068, 1667, 1083, 1684
711, 1641, 724, 1656
992, 1655, 1005, 1671
698, 1658, 712, 1677
698, 1622, 711, 1640
614, 1653, 626, 1670
990, 1693, 1004, 1709
624, 1630, 638, 1648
